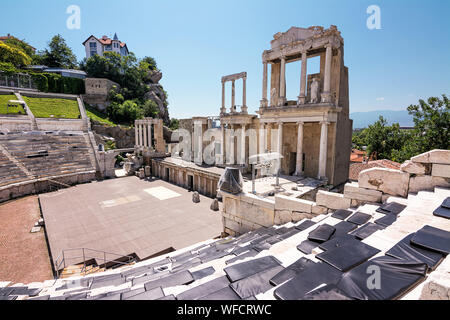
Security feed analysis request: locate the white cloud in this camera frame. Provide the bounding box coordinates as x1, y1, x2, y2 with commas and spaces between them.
376, 97, 385, 101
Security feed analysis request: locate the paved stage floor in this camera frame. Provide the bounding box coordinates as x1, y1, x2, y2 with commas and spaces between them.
39, 176, 222, 267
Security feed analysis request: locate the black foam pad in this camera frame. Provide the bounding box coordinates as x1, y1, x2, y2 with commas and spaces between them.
307, 224, 336, 242
350, 223, 383, 240
202, 287, 241, 300
230, 265, 284, 299
177, 276, 230, 300
274, 263, 343, 300
295, 220, 316, 231
331, 209, 353, 220
123, 287, 165, 300
386, 234, 444, 270
224, 256, 282, 282
433, 205, 450, 219
333, 221, 358, 236
410, 225, 450, 255
144, 270, 194, 291
319, 235, 356, 251
316, 238, 380, 272
442, 197, 450, 209
302, 284, 353, 300
121, 287, 146, 300
376, 202, 406, 215
270, 257, 316, 286
374, 213, 397, 228
347, 212, 372, 225
297, 239, 321, 254
336, 256, 427, 300
191, 266, 215, 280
225, 249, 259, 265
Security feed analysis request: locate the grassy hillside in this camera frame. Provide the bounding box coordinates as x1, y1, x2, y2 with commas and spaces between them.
23, 96, 80, 119
0, 94, 26, 115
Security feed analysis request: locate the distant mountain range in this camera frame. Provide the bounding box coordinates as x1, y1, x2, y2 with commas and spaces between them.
350, 110, 414, 129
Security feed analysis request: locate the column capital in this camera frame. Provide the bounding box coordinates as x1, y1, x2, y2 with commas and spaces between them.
297, 121, 304, 126
319, 120, 330, 125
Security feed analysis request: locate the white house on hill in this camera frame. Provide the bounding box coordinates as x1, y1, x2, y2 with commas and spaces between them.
82, 33, 129, 59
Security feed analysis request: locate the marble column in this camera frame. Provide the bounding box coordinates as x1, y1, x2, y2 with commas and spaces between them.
139, 123, 143, 147
231, 80, 236, 111
240, 124, 246, 165
135, 122, 139, 146
221, 81, 226, 114
220, 124, 225, 165
295, 122, 304, 176
318, 121, 329, 179
261, 61, 268, 108
298, 51, 307, 105
143, 122, 148, 148
242, 77, 248, 114
259, 122, 266, 155
322, 45, 332, 103
148, 123, 153, 149
277, 121, 283, 163
279, 56, 286, 106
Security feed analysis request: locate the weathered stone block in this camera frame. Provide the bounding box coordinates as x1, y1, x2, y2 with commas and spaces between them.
274, 210, 292, 225
344, 182, 382, 202
400, 160, 426, 175
210, 198, 219, 211
358, 168, 410, 198
311, 204, 328, 215
275, 195, 313, 213
192, 191, 200, 203
408, 175, 450, 193
411, 149, 450, 165
432, 164, 450, 178
316, 190, 351, 210
292, 211, 314, 222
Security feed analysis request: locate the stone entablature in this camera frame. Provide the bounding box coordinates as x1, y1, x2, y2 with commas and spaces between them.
221, 72, 248, 115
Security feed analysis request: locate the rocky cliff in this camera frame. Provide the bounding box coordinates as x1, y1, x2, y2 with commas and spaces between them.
144, 69, 170, 125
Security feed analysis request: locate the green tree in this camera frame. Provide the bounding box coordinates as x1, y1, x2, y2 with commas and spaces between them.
358, 116, 409, 160
0, 42, 31, 66
406, 94, 449, 154
3, 37, 35, 57
39, 35, 78, 68
169, 118, 179, 130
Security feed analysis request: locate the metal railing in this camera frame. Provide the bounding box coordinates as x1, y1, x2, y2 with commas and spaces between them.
53, 248, 135, 279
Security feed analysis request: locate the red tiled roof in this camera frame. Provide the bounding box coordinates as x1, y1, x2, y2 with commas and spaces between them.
349, 160, 401, 181
82, 35, 127, 49
350, 149, 367, 163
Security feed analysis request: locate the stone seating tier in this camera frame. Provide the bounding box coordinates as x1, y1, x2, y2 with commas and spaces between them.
0, 132, 96, 187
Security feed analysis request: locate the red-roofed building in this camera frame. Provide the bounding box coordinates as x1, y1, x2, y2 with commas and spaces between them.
349, 159, 401, 181
0, 34, 36, 52
82, 33, 129, 59
350, 149, 367, 163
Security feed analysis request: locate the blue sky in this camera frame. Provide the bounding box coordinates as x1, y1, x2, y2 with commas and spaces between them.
2, 0, 449, 119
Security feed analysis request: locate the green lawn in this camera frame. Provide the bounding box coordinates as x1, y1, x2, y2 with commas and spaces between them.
84, 103, 116, 126
0, 94, 26, 115
23, 96, 81, 119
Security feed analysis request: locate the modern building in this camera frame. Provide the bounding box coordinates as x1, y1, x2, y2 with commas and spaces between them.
82, 33, 129, 59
